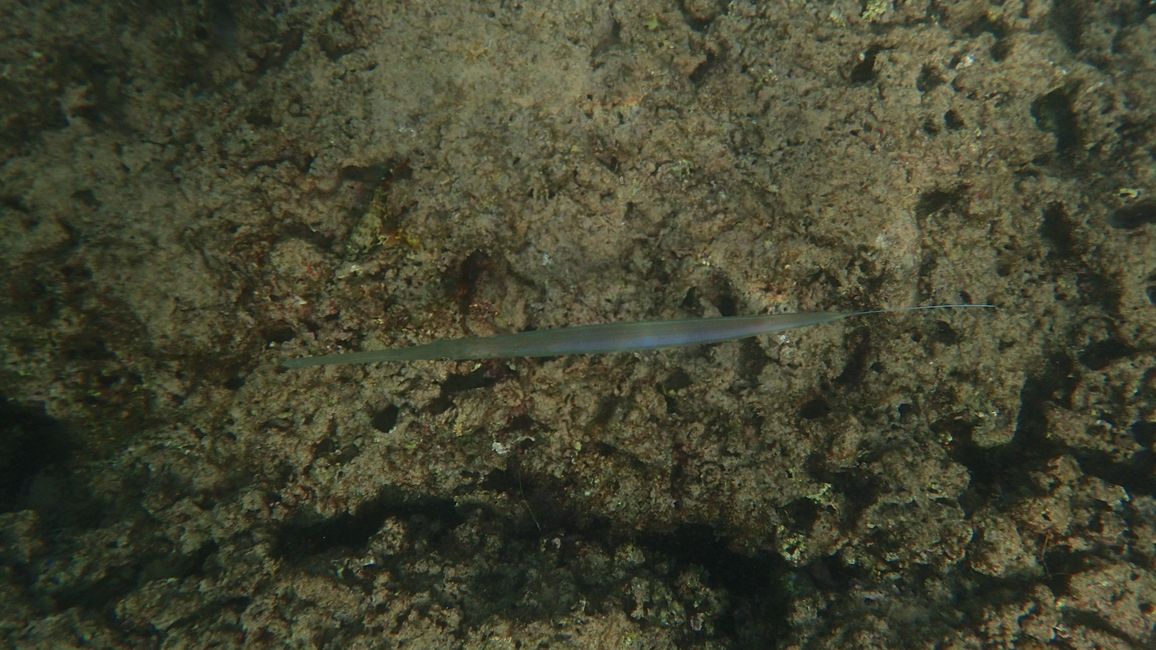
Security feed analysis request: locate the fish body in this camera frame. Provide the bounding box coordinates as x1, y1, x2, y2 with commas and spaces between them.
281, 304, 992, 368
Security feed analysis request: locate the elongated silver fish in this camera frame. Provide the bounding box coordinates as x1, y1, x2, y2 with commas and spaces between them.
281, 304, 994, 368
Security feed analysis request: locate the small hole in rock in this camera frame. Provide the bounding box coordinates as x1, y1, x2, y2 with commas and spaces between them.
849, 47, 880, 84
371, 405, 400, 432
799, 398, 831, 420
1108, 202, 1156, 230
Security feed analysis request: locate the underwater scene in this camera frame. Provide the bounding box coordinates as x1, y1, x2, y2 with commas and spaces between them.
1, 1, 1154, 647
